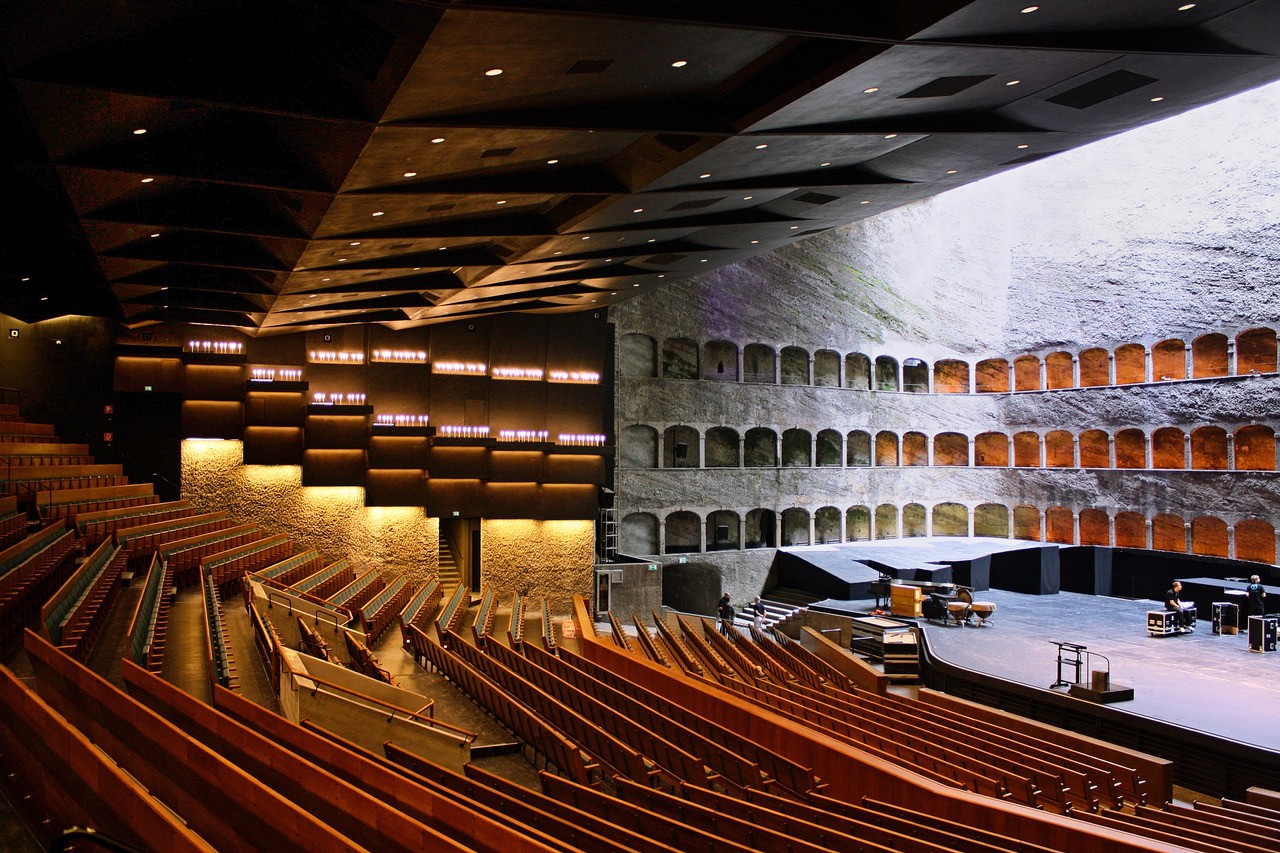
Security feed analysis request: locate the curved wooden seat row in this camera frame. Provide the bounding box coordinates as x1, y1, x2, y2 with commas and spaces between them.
412, 625, 595, 787
115, 511, 232, 556
0, 522, 79, 652
330, 568, 385, 612
361, 574, 413, 645
295, 558, 355, 601
400, 577, 441, 655
75, 499, 195, 546
571, 597, 1187, 853
0, 421, 56, 436
201, 570, 237, 690
40, 537, 125, 662
38, 483, 157, 521
472, 587, 496, 646
126, 554, 172, 673
505, 640, 767, 794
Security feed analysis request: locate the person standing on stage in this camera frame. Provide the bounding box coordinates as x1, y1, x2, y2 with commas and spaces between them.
750, 596, 766, 630
1165, 580, 1194, 631
1247, 575, 1267, 618
718, 593, 735, 636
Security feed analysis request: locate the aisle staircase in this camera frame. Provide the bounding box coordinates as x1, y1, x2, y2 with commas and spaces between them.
437, 536, 462, 592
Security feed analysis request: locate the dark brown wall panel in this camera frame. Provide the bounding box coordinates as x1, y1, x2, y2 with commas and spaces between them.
181, 400, 243, 439
243, 426, 304, 465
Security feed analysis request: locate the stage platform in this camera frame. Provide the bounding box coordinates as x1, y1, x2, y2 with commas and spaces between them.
913, 589, 1280, 754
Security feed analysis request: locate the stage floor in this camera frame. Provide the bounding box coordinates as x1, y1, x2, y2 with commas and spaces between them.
911, 590, 1280, 754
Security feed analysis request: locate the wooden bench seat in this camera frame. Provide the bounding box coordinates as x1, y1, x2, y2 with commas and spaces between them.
0, 522, 79, 652
40, 537, 126, 662
435, 581, 469, 638
126, 554, 172, 673
472, 587, 496, 647
38, 482, 157, 521
211, 684, 568, 853
360, 574, 412, 645
115, 511, 233, 557
295, 558, 355, 601
412, 625, 595, 785
329, 568, 385, 613
250, 549, 325, 592
400, 577, 441, 656
159, 523, 265, 588
553, 644, 821, 798
202, 570, 237, 690
24, 631, 368, 852
76, 499, 196, 547
0, 665, 213, 852
202, 533, 293, 593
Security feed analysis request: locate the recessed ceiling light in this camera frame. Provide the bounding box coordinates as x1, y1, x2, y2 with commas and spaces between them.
372, 211, 384, 216
671, 60, 687, 68
132, 128, 147, 135
750, 240, 759, 244
789, 225, 799, 229
496, 200, 507, 205
403, 171, 417, 178
322, 278, 331, 282
863, 87, 880, 94
633, 283, 640, 287
485, 68, 503, 76
1150, 96, 1165, 102
946, 169, 958, 174
743, 196, 753, 200
1178, 2, 1196, 8
1006, 80, 1021, 86
647, 238, 656, 243
700, 259, 708, 262
699, 173, 711, 179
150, 232, 160, 237
338, 258, 347, 262
1021, 5, 1039, 12
633, 208, 643, 213
546, 159, 559, 164
349, 241, 361, 246
884, 134, 898, 139
309, 294, 317, 298
820, 162, 831, 167
658, 274, 665, 278
860, 200, 870, 204
40, 297, 47, 301
754, 144, 768, 150
431, 137, 445, 144
21, 277, 29, 282
140, 177, 154, 183
581, 236, 590, 240
1017, 144, 1030, 149
553, 251, 562, 255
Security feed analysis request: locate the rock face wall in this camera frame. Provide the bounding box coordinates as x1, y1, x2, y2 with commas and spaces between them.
181, 440, 439, 582
479, 519, 594, 608
612, 80, 1280, 607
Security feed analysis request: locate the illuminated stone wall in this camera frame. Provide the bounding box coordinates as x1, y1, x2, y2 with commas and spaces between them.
181, 439, 438, 582
480, 518, 594, 608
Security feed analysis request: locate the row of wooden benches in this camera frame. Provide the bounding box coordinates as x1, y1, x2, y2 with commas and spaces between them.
38, 537, 126, 661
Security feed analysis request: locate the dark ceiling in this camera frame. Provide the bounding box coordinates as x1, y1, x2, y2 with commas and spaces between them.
3, 0, 1279, 333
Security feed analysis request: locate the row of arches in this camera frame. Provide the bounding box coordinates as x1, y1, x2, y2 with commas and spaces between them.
621, 328, 1279, 393
621, 424, 1280, 471
622, 505, 1278, 564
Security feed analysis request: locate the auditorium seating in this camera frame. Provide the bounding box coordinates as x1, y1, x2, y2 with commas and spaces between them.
76, 499, 197, 547
329, 568, 386, 613
361, 574, 413, 646
249, 548, 325, 592
37, 482, 158, 522
0, 521, 80, 652
158, 523, 266, 588
115, 511, 233, 561
294, 558, 356, 601
201, 569, 237, 690
401, 576, 442, 659
126, 554, 172, 673
471, 587, 496, 647
39, 537, 125, 661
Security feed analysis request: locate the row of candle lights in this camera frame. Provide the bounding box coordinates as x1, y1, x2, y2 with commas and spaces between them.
557, 434, 608, 447
312, 392, 367, 405
309, 350, 365, 363
497, 429, 550, 442
492, 367, 543, 381
433, 361, 488, 375
374, 414, 431, 427
187, 340, 244, 354
438, 425, 490, 438
250, 367, 303, 382
371, 349, 429, 363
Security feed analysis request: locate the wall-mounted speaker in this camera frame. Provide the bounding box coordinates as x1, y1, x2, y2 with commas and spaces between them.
716, 524, 730, 542
674, 441, 688, 459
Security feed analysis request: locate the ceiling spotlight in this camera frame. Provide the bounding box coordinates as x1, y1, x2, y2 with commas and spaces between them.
884, 134, 898, 139
1006, 80, 1021, 86
820, 162, 831, 167
338, 258, 347, 262
789, 225, 799, 229
647, 238, 656, 242
750, 240, 759, 244
658, 274, 665, 278
754, 143, 768, 150
863, 87, 880, 93
309, 294, 317, 298
372, 211, 384, 216
403, 171, 417, 178
699, 173, 711, 179
1178, 2, 1196, 8
633, 283, 640, 287
431, 137, 445, 144
484, 68, 503, 76
633, 208, 643, 213
553, 251, 562, 255
946, 169, 958, 174
40, 297, 47, 301
581, 236, 590, 240
150, 232, 160, 237
743, 196, 753, 200
671, 60, 688, 68
140, 177, 155, 183
1017, 144, 1030, 149
1150, 96, 1165, 102
322, 278, 331, 282
20, 277, 29, 282
132, 128, 147, 135
350, 241, 361, 246
496, 200, 507, 205
1020, 5, 1039, 12
860, 200, 870, 204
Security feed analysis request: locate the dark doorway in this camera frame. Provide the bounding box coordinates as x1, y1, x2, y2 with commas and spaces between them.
113, 392, 182, 501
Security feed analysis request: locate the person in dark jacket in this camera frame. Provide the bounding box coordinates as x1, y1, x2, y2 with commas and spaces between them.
1247, 575, 1267, 618
718, 593, 735, 635
1165, 580, 1194, 631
